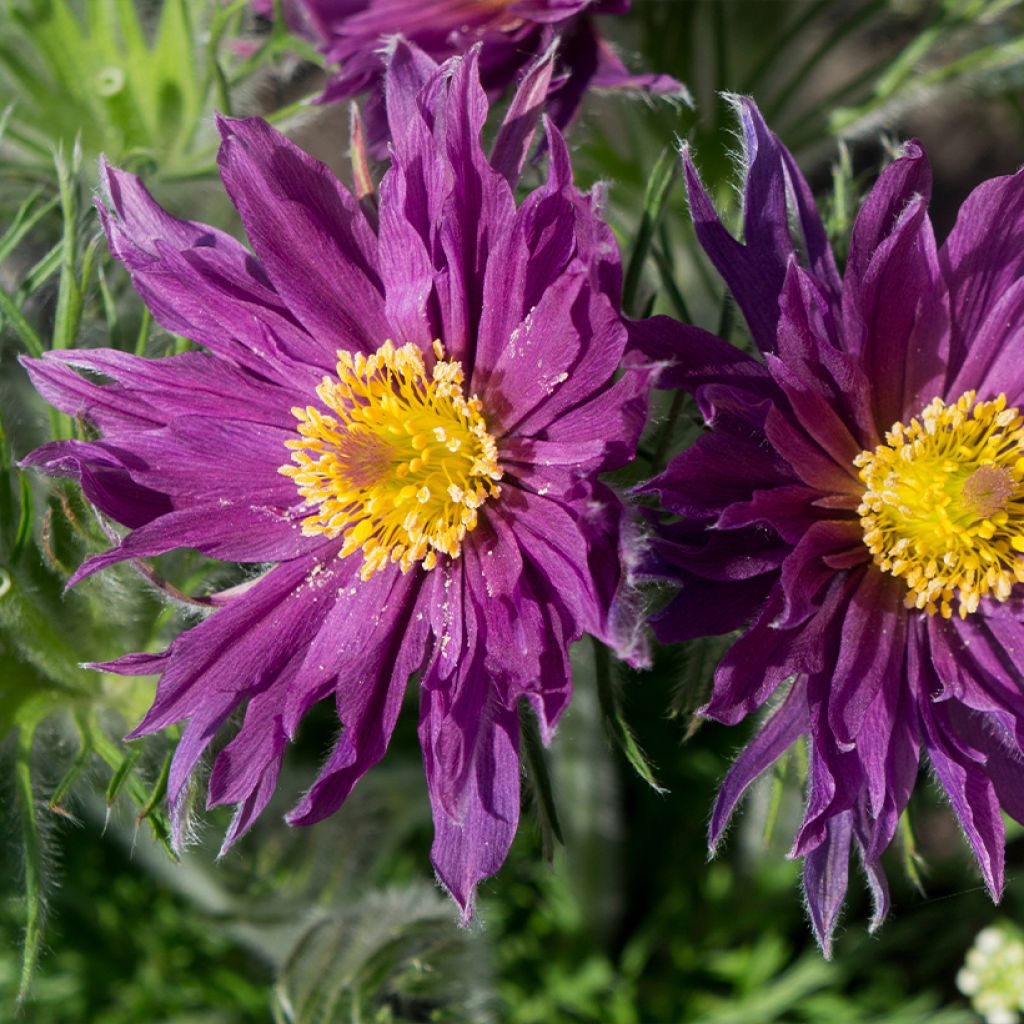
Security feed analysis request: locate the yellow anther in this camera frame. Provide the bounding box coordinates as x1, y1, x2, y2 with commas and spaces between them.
855, 391, 1024, 619
280, 340, 502, 580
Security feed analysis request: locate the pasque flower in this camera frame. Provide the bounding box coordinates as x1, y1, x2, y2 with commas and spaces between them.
257, 0, 683, 152
21, 41, 651, 919
634, 98, 1024, 953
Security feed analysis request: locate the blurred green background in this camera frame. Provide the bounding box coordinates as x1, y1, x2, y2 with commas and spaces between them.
3, 1, 1024, 1021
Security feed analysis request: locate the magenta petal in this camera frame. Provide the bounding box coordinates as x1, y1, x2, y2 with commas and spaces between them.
98, 161, 322, 382
489, 42, 556, 184
425, 698, 520, 923
216, 115, 388, 354
21, 349, 301, 436
67, 501, 314, 589
20, 438, 172, 528
287, 573, 431, 825
419, 569, 522, 921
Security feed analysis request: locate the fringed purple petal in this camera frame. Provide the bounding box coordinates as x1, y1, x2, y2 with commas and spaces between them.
209, 690, 288, 852
826, 574, 906, 748
490, 41, 557, 184
20, 438, 172, 528
683, 97, 839, 354
651, 574, 774, 644
803, 809, 853, 958
842, 192, 947, 429
709, 680, 807, 850
126, 549, 343, 739
940, 167, 1024, 381
98, 160, 322, 382
921, 700, 1005, 901
67, 501, 313, 588
215, 115, 388, 353
286, 571, 431, 825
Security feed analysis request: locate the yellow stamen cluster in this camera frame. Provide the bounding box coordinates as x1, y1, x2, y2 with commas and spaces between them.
854, 391, 1024, 619
280, 340, 502, 580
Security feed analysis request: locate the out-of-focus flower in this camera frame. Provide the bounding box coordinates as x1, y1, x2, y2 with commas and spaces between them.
20, 42, 651, 920
633, 97, 1024, 954
958, 924, 1024, 1024
257, 0, 685, 151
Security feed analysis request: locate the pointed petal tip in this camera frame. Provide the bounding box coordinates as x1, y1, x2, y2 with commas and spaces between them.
435, 870, 477, 928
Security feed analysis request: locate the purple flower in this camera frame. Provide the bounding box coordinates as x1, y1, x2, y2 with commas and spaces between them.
634, 98, 1024, 954
21, 42, 651, 920
260, 0, 684, 152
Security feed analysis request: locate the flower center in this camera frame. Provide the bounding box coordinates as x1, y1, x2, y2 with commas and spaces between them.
854, 391, 1024, 619
281, 340, 502, 580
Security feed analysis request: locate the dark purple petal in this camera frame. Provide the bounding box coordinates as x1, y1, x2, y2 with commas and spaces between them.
950, 705, 1024, 827
844, 140, 931, 293
626, 314, 777, 401
645, 408, 794, 520
683, 98, 840, 353
775, 262, 880, 451
842, 191, 946, 429
946, 276, 1024, 405
940, 167, 1024, 381
921, 699, 1005, 901
716, 484, 825, 545
826, 573, 906, 748
803, 809, 853, 958
708, 680, 808, 850
655, 523, 787, 583
764, 405, 861, 497
775, 519, 863, 630
651, 574, 774, 644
